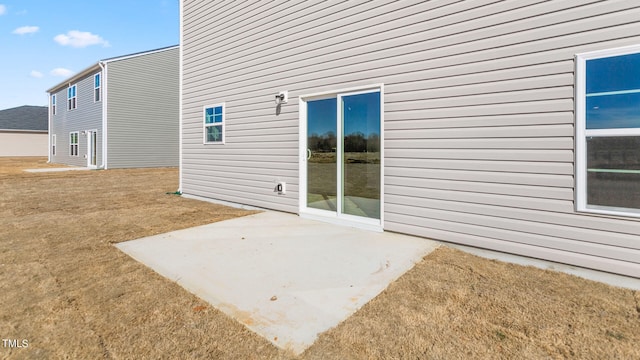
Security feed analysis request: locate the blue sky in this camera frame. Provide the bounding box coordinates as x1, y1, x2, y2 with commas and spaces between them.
586, 53, 640, 129
0, 1, 179, 110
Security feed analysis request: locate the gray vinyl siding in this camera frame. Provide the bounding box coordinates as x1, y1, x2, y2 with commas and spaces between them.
49, 70, 103, 167
106, 47, 179, 168
182, 0, 640, 277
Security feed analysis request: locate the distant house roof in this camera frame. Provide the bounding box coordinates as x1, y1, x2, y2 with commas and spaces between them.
46, 44, 179, 94
0, 105, 48, 132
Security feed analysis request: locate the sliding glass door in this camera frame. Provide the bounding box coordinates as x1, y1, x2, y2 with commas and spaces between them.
303, 88, 381, 224
307, 98, 338, 211
341, 91, 381, 219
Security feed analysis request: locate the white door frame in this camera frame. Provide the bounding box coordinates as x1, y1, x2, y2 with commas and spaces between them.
298, 84, 384, 232
87, 129, 98, 169
51, 134, 57, 157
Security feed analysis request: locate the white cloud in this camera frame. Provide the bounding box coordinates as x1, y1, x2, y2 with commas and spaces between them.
13, 26, 39, 35
0, 5, 6, 15
54, 30, 109, 48
30, 70, 43, 78
50, 68, 74, 77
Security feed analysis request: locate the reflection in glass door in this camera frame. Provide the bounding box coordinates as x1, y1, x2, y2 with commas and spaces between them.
304, 89, 381, 222
306, 98, 337, 211
91, 131, 97, 167
87, 130, 97, 168
341, 92, 381, 219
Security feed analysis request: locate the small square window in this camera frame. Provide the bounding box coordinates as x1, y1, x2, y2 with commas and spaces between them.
204, 104, 225, 144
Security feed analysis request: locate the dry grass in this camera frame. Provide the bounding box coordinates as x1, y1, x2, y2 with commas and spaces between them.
2, 157, 639, 359
306, 249, 640, 359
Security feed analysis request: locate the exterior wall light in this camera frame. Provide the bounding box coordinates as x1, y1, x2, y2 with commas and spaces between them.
275, 91, 288, 105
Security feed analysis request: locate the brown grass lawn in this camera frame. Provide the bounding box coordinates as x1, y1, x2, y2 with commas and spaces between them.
1, 157, 639, 359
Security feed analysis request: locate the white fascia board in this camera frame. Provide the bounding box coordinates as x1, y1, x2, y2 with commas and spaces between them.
46, 63, 101, 94
101, 45, 179, 64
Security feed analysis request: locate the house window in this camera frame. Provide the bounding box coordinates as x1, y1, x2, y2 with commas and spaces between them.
51, 94, 56, 115
68, 85, 77, 110
576, 45, 640, 216
69, 132, 79, 156
203, 104, 224, 144
52, 134, 56, 156
94, 73, 101, 102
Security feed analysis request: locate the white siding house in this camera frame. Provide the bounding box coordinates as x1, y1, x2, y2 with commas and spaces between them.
0, 105, 48, 157
47, 45, 179, 169
180, 1, 640, 278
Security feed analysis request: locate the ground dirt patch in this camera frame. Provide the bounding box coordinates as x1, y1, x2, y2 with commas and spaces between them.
1, 157, 639, 359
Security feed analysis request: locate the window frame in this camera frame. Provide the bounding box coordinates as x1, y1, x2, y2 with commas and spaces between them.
94, 73, 101, 102
575, 44, 640, 217
51, 94, 56, 115
69, 131, 79, 157
68, 84, 77, 110
203, 103, 225, 144
52, 134, 56, 156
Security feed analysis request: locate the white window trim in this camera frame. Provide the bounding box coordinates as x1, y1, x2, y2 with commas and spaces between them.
69, 131, 79, 157
575, 44, 640, 218
94, 73, 101, 102
68, 84, 77, 111
51, 94, 56, 115
203, 103, 225, 144
51, 134, 56, 156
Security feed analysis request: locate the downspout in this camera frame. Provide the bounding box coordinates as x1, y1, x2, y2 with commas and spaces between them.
47, 93, 51, 163
178, 0, 184, 193
99, 61, 108, 169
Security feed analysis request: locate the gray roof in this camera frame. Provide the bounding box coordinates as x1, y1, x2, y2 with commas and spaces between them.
0, 105, 48, 132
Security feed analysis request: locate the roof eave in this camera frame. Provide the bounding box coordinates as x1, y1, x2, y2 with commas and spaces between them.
100, 44, 179, 63
0, 129, 48, 133
44, 44, 179, 94
45, 63, 102, 94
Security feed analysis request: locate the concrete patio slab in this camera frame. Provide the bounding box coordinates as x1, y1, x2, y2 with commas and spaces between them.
24, 167, 90, 172
116, 211, 439, 354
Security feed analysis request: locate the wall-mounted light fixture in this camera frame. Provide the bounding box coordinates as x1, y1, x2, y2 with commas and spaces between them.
80, 130, 87, 135
275, 91, 288, 105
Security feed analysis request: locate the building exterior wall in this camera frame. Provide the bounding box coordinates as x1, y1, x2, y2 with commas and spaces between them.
106, 47, 179, 168
0, 132, 47, 156
181, 0, 640, 277
49, 70, 103, 167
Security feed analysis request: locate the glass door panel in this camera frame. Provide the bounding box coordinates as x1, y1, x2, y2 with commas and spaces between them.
91, 131, 97, 166
341, 92, 381, 219
306, 98, 338, 211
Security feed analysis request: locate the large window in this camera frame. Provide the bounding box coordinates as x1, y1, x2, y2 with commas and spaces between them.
576, 45, 640, 216
68, 85, 77, 110
203, 104, 224, 144
94, 73, 101, 102
69, 132, 79, 156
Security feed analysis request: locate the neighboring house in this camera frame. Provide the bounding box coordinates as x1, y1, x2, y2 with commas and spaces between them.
0, 105, 48, 157
179, 1, 640, 278
46, 45, 179, 169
